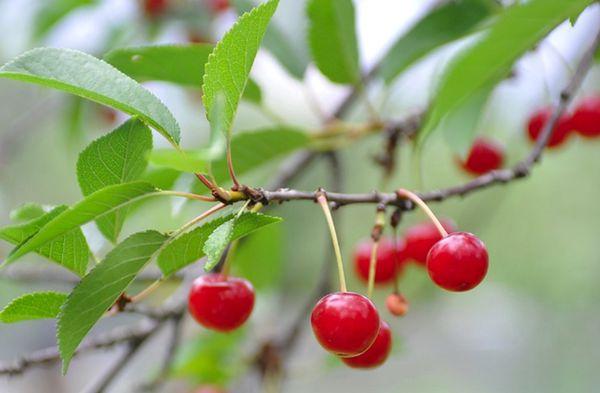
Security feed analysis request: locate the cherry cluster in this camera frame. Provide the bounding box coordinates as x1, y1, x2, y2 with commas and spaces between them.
458, 95, 600, 177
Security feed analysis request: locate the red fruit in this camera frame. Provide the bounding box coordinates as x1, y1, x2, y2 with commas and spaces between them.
195, 386, 226, 393
207, 0, 229, 12
311, 292, 380, 357
143, 0, 168, 17
570, 96, 600, 138
426, 232, 488, 292
526, 107, 572, 148
353, 238, 397, 284
188, 273, 255, 331
404, 219, 456, 265
385, 293, 409, 317
342, 321, 392, 369
460, 137, 505, 176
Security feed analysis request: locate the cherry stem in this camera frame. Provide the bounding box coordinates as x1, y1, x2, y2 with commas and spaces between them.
220, 240, 239, 278
161, 190, 216, 202
227, 147, 241, 189
396, 188, 448, 237
366, 239, 380, 299
392, 226, 400, 295
316, 193, 347, 293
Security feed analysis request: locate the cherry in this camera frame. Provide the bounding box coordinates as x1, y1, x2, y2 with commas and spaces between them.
341, 321, 392, 369
188, 273, 255, 332
195, 386, 226, 393
207, 0, 229, 13
353, 238, 398, 284
460, 137, 504, 176
311, 292, 380, 357
426, 232, 488, 292
404, 219, 456, 265
385, 293, 409, 317
143, 0, 168, 18
570, 96, 600, 138
526, 107, 572, 148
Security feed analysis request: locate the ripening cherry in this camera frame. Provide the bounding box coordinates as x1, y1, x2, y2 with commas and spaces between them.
426, 232, 488, 292
143, 0, 168, 18
404, 219, 456, 265
353, 238, 397, 284
341, 321, 392, 369
460, 137, 505, 176
207, 0, 229, 12
570, 96, 600, 138
311, 292, 380, 357
386, 292, 409, 317
188, 273, 255, 332
526, 107, 572, 148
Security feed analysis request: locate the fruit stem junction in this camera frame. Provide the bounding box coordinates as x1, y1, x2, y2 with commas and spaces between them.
396, 189, 448, 237
316, 192, 347, 293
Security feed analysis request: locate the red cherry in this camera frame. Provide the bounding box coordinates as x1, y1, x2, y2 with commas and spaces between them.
143, 0, 168, 18
460, 137, 504, 176
426, 232, 488, 292
570, 96, 600, 138
385, 293, 409, 317
195, 386, 226, 393
188, 273, 255, 331
207, 0, 229, 12
404, 219, 456, 265
526, 107, 572, 148
353, 238, 397, 284
341, 321, 392, 369
311, 292, 380, 357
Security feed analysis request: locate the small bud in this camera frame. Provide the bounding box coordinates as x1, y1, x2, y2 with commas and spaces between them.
386, 293, 409, 317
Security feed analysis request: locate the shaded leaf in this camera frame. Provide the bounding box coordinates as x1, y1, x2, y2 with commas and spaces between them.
202, 0, 280, 141
9, 203, 46, 222
203, 219, 235, 271
57, 230, 169, 373
0, 48, 180, 146
0, 291, 67, 323
233, 223, 282, 290
34, 0, 96, 39
419, 0, 595, 146
158, 212, 282, 276
4, 182, 159, 264
77, 118, 153, 242
378, 0, 497, 84
307, 0, 360, 84
0, 206, 90, 276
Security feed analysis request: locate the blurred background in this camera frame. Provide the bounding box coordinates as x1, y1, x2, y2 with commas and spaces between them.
1, 0, 600, 392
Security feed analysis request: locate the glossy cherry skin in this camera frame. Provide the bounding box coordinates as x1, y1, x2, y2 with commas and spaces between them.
207, 0, 229, 12
342, 321, 392, 369
404, 219, 456, 265
426, 232, 488, 292
570, 96, 600, 138
385, 293, 409, 317
311, 292, 380, 357
188, 274, 255, 332
143, 0, 168, 17
460, 137, 505, 176
353, 238, 397, 284
526, 107, 572, 148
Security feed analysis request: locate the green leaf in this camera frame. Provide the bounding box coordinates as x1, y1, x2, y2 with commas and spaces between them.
4, 182, 159, 264
142, 167, 181, 190
0, 291, 67, 323
77, 118, 153, 243
104, 44, 213, 87
242, 78, 262, 104
419, 0, 595, 146
58, 230, 168, 373
0, 48, 180, 146
203, 219, 235, 271
441, 85, 493, 156
202, 0, 280, 142
233, 223, 281, 290
378, 0, 497, 84
263, 23, 309, 79
34, 0, 96, 39
307, 0, 360, 84
149, 128, 309, 184
158, 212, 282, 276
9, 203, 46, 222
0, 206, 90, 276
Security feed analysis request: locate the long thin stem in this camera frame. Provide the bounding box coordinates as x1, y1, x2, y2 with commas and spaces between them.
396, 189, 447, 237
161, 190, 216, 202
366, 240, 379, 299
227, 147, 241, 188
316, 194, 347, 293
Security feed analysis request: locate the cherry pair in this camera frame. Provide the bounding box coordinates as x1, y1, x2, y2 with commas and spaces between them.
527, 95, 600, 147
311, 292, 391, 369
